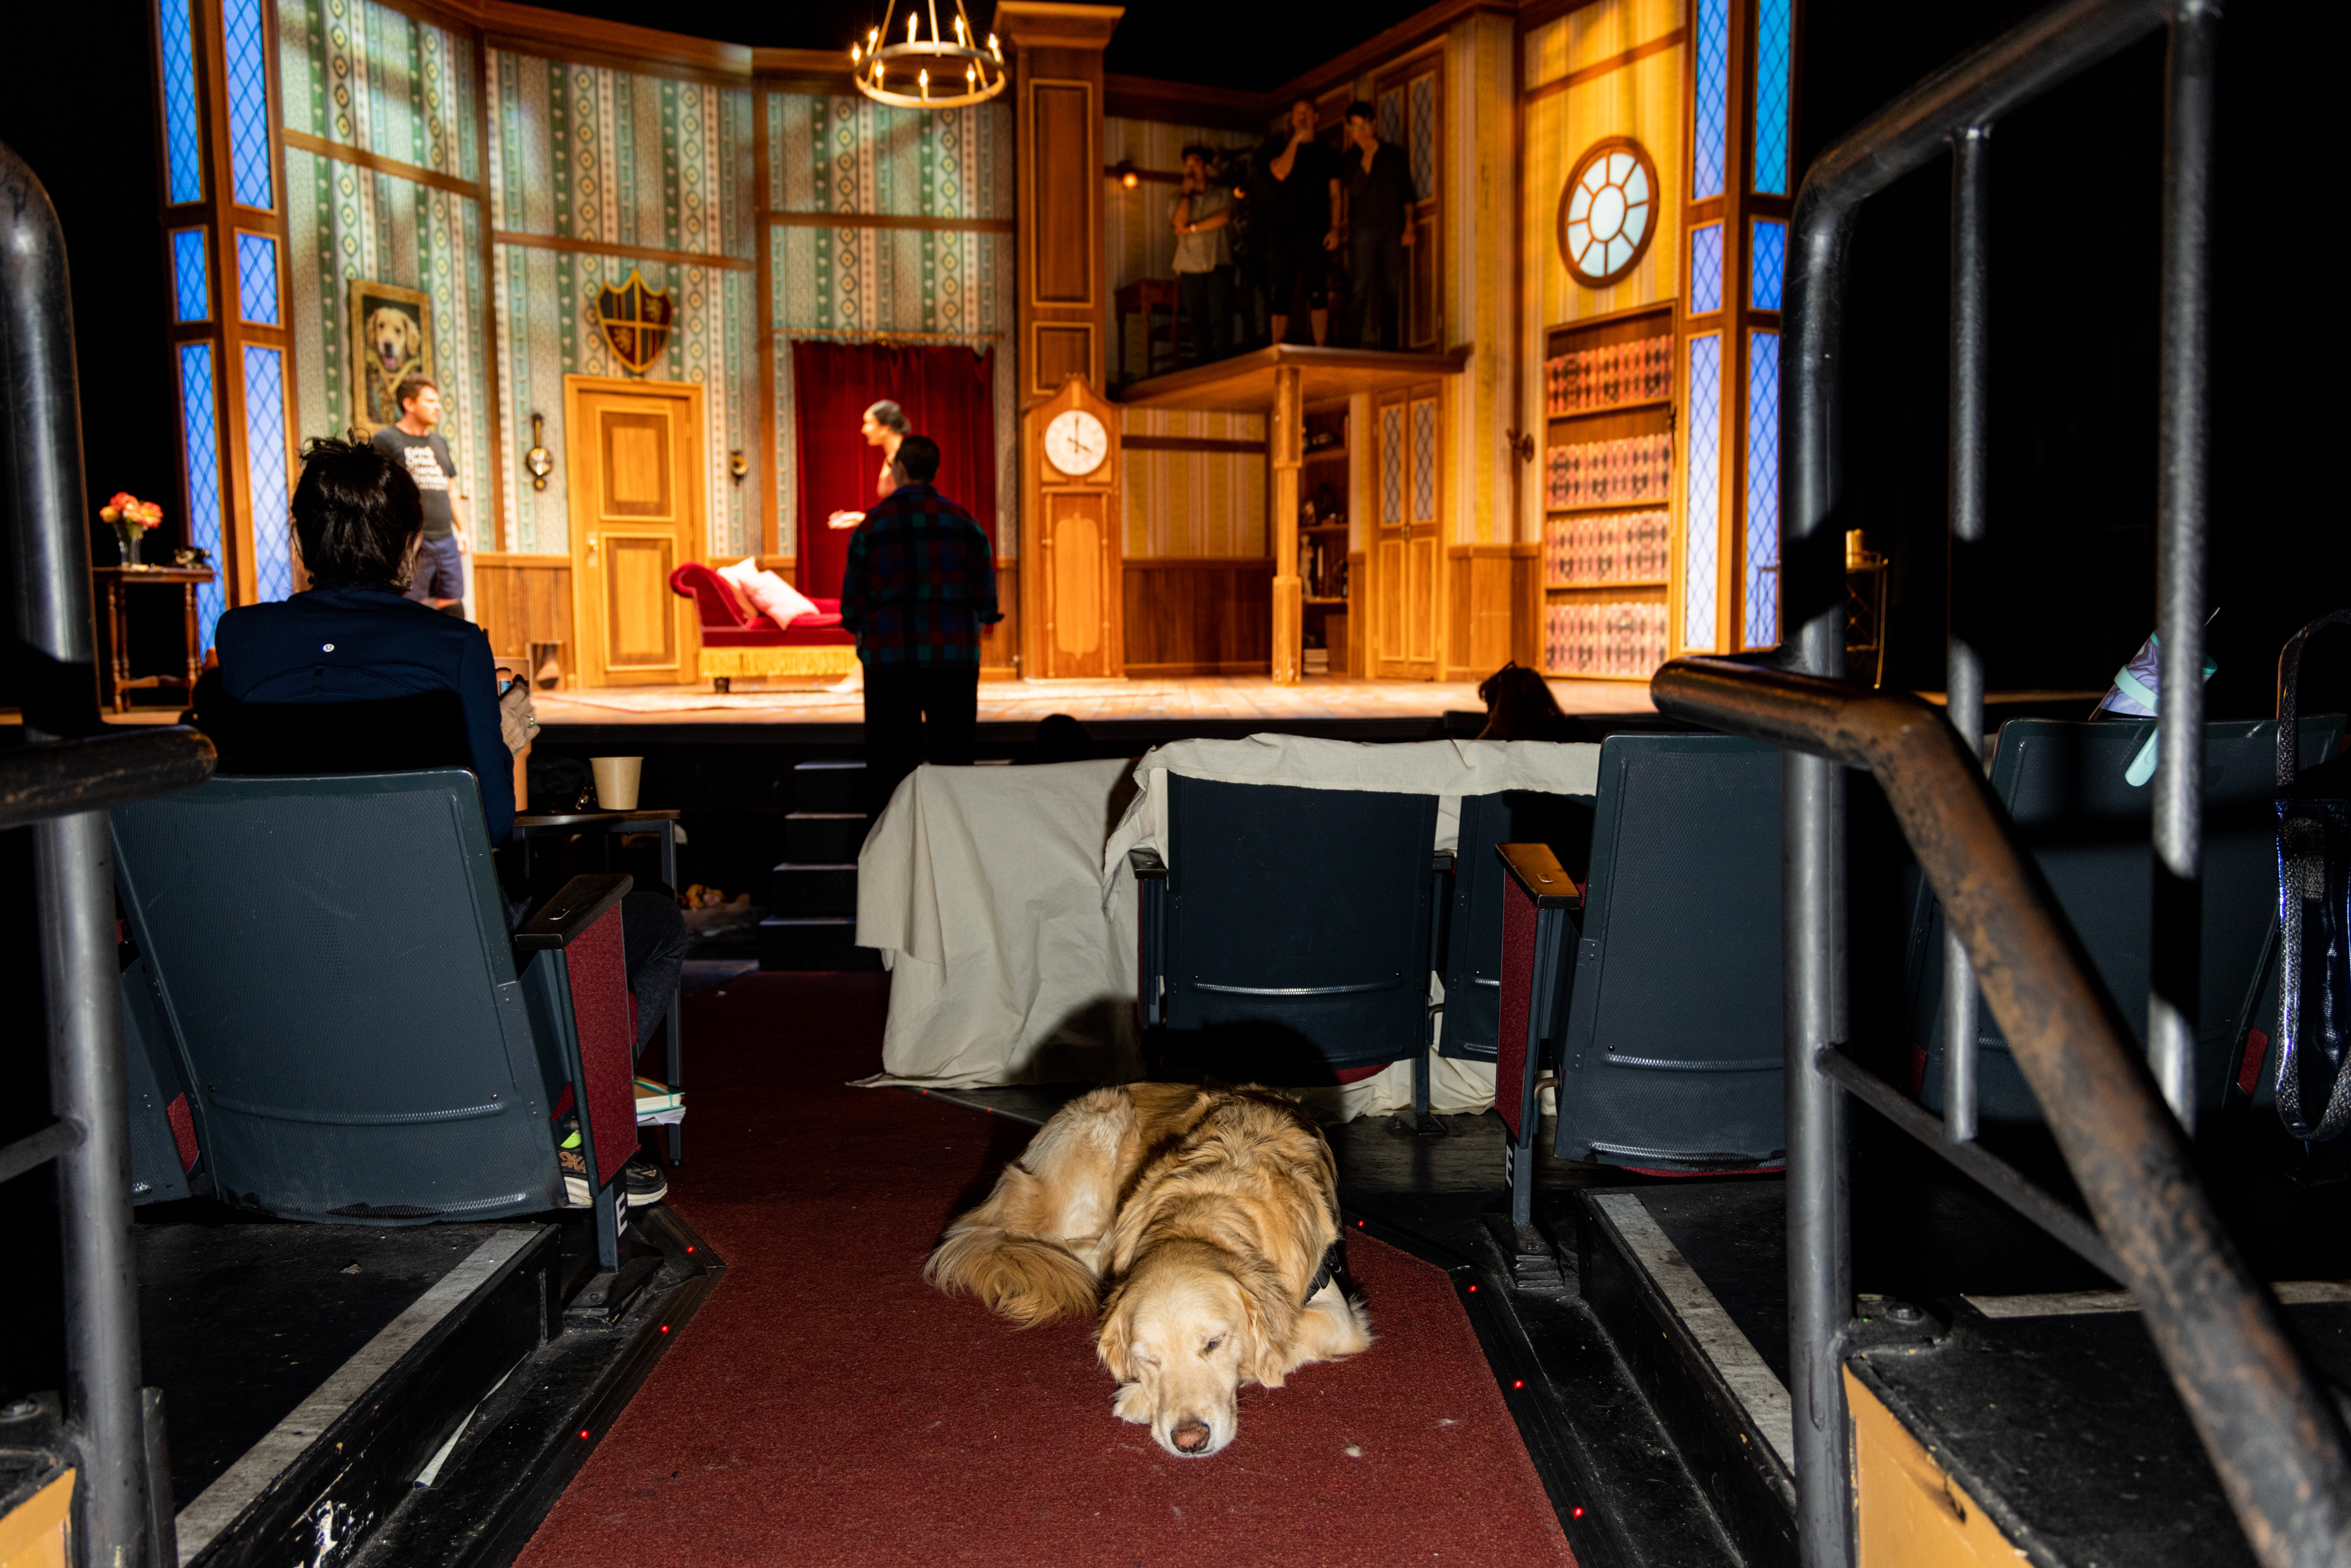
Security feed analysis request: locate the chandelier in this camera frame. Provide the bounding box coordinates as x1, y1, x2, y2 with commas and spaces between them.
850, 0, 1006, 109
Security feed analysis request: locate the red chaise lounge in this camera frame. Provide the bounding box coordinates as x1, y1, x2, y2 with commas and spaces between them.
668, 562, 857, 690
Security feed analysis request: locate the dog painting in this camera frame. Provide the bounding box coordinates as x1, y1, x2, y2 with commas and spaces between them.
346, 279, 433, 433
926, 1084, 1372, 1458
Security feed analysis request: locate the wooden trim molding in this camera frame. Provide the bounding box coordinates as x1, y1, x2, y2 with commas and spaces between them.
1121, 436, 1267, 454
1521, 30, 1686, 105
283, 129, 484, 199
488, 229, 754, 273
766, 211, 1015, 235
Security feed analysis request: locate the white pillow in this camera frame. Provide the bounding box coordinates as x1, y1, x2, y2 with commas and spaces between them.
716, 557, 820, 628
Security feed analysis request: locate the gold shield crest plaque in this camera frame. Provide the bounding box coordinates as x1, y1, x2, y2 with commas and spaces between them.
590, 269, 676, 374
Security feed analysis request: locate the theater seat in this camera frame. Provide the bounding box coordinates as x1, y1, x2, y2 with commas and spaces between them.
1437, 790, 1595, 1065
111, 770, 639, 1267
1909, 715, 2346, 1127
1494, 734, 1787, 1177
1134, 775, 1442, 1092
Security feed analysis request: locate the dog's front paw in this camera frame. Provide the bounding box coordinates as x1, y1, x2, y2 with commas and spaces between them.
1112, 1382, 1152, 1425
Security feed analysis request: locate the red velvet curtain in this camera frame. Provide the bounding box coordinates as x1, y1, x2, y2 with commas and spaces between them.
791, 342, 998, 598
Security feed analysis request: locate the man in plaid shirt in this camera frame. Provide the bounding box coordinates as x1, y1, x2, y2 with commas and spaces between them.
839, 433, 1001, 812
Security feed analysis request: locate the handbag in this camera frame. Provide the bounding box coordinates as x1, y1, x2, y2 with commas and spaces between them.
2273, 610, 2351, 1143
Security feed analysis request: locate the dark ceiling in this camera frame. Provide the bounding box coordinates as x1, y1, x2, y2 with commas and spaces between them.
516, 0, 1442, 94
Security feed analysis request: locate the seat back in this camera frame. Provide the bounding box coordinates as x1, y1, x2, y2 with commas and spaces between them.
1552, 734, 1785, 1171
111, 770, 569, 1222
1440, 791, 1595, 1061
192, 668, 473, 777
1910, 715, 2346, 1124
669, 561, 752, 628
1161, 775, 1439, 1074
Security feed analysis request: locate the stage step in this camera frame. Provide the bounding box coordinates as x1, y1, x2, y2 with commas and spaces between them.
783, 810, 869, 863
770, 862, 858, 916
759, 914, 882, 971
790, 758, 867, 813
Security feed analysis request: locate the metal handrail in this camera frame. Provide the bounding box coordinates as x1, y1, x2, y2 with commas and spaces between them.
1654, 658, 2351, 1566
0, 728, 217, 832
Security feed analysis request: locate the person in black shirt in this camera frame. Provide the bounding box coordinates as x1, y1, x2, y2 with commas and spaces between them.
1266, 99, 1342, 346
1342, 102, 1415, 350
369, 374, 468, 610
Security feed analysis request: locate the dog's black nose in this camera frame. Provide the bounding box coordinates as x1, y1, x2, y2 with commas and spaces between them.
1172, 1420, 1212, 1453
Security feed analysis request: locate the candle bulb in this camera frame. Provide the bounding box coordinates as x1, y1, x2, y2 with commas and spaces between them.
907, 12, 918, 41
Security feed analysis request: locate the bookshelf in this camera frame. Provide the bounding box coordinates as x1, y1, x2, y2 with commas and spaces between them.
1299, 399, 1353, 676
1541, 303, 1675, 681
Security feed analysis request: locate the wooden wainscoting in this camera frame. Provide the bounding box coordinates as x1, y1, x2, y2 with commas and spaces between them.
1447, 543, 1518, 683
473, 553, 574, 680
984, 559, 1020, 678
1511, 540, 1542, 671
1122, 557, 1273, 676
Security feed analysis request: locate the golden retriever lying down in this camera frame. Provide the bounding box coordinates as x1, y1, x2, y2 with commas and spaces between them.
926, 1083, 1372, 1458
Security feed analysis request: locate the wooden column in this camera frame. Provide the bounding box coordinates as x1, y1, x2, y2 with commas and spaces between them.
1270, 363, 1303, 684
1002, 1, 1119, 403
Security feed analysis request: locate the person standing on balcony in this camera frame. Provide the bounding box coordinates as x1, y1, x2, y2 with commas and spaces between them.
1341, 101, 1414, 351
1172, 145, 1236, 364
1266, 99, 1341, 347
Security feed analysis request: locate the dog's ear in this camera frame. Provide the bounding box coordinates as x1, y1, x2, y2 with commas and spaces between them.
1239, 1276, 1293, 1390
1096, 1288, 1134, 1382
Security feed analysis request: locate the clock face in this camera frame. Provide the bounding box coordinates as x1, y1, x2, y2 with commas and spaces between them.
1044, 409, 1109, 476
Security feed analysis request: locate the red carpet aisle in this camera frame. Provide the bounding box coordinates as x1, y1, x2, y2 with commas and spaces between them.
520, 973, 1576, 1566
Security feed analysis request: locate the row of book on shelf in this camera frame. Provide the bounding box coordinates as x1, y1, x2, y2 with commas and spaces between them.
1297, 536, 1351, 601
1545, 601, 1669, 679
1545, 332, 1675, 415
1545, 509, 1670, 587
1545, 432, 1673, 511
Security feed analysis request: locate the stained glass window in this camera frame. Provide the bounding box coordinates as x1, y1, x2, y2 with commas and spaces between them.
1561, 143, 1657, 287
243, 346, 292, 602
1409, 76, 1435, 201
1378, 89, 1403, 161
159, 0, 203, 205
179, 343, 224, 650
171, 229, 209, 321
223, 0, 273, 210
1744, 331, 1781, 648
1382, 404, 1403, 527
1693, 0, 1729, 201
1410, 400, 1436, 523
1684, 333, 1721, 650
236, 233, 278, 325
1753, 0, 1793, 197
1751, 219, 1785, 311
1690, 222, 1723, 314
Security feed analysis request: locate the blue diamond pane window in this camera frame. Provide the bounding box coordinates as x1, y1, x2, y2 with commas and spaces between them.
1382, 404, 1404, 527
1410, 400, 1437, 523
1559, 140, 1658, 288
1753, 0, 1793, 197
236, 233, 279, 325
1690, 221, 1723, 315
1751, 219, 1785, 311
1378, 89, 1403, 152
178, 343, 225, 650
1694, 0, 1729, 201
1409, 75, 1435, 201
171, 229, 209, 322
223, 0, 273, 210
1744, 331, 1782, 649
159, 0, 203, 205
1684, 333, 1722, 650
243, 346, 292, 603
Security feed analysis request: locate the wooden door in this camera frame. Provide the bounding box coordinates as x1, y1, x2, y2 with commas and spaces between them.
564, 377, 703, 688
1371, 386, 1440, 679
1039, 490, 1118, 676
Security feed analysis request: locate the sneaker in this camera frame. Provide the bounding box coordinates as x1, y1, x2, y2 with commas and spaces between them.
622, 1153, 668, 1208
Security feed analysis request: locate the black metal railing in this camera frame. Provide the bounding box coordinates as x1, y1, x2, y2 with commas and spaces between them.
4, 139, 217, 1567
1660, 2, 2351, 1565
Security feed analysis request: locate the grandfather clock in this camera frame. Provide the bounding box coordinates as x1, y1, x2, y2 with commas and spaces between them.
1022, 375, 1123, 678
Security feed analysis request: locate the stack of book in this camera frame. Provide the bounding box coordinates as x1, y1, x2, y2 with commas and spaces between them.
1302, 647, 1330, 675
1545, 433, 1674, 510
1545, 601, 1669, 678
1545, 509, 1670, 586
1545, 334, 1674, 415
635, 1077, 685, 1127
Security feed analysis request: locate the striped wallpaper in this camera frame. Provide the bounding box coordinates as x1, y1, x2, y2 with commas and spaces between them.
1119, 410, 1267, 559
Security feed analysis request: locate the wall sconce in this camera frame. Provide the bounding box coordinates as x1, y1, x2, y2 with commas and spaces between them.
730, 450, 748, 486
1114, 160, 1139, 189
525, 412, 554, 491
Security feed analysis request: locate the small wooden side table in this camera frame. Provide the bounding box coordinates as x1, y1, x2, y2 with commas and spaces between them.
95, 564, 216, 714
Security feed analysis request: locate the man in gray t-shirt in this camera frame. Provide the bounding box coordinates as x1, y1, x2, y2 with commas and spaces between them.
1172, 145, 1236, 364
370, 374, 468, 609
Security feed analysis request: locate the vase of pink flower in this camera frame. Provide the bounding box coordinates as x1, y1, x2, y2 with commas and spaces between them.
100, 491, 164, 567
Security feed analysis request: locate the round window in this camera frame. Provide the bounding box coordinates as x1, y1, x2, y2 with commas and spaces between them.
1558, 139, 1658, 288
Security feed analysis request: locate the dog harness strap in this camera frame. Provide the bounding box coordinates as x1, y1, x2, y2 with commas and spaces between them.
1304, 1237, 1344, 1303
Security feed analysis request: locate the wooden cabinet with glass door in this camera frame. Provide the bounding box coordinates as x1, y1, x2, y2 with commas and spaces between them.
1369, 381, 1443, 680
1539, 305, 1675, 680
1298, 400, 1352, 677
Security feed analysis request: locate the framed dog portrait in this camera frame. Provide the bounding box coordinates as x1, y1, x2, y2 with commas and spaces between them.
347, 278, 433, 433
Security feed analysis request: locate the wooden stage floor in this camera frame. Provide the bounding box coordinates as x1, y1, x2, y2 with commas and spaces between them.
528, 675, 1657, 730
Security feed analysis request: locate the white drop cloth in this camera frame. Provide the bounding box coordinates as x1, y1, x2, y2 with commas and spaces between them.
853, 735, 1599, 1121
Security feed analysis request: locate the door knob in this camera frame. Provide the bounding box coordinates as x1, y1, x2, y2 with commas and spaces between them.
587, 535, 598, 565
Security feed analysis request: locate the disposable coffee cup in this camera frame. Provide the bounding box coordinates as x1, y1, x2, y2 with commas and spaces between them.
590, 756, 643, 811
